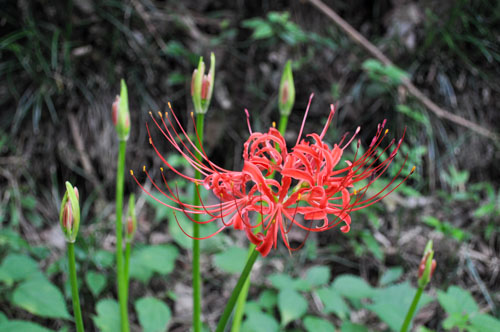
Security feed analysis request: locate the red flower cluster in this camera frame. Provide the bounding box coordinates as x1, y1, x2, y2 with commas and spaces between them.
132, 97, 413, 256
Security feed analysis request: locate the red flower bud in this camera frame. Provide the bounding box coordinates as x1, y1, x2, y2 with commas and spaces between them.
127, 216, 134, 235
201, 74, 210, 100
62, 202, 73, 230
112, 95, 120, 126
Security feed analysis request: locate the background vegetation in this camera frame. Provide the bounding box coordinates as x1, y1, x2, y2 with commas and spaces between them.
0, 0, 499, 331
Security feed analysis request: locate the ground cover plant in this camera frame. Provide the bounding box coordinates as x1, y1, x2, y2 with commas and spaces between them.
1, 0, 499, 331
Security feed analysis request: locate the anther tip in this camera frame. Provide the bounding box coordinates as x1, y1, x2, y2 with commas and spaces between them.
168, 101, 172, 108
272, 121, 276, 128
143, 165, 146, 172
191, 111, 194, 117
160, 167, 164, 172
385, 129, 389, 135
130, 170, 134, 175
149, 111, 152, 116
158, 111, 162, 117
411, 166, 416, 173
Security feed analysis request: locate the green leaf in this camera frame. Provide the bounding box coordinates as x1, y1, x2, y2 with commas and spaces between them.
469, 314, 500, 332
93, 250, 114, 268
135, 297, 172, 332
437, 286, 479, 316
252, 23, 274, 40
213, 246, 247, 274
332, 275, 374, 300
278, 289, 308, 326
0, 254, 40, 286
0, 313, 6, 323
241, 311, 279, 332
305, 266, 330, 287
379, 267, 403, 286
258, 290, 277, 311
0, 320, 53, 332
93, 299, 120, 332
243, 301, 262, 315
12, 279, 70, 319
474, 202, 496, 217
361, 231, 383, 260
442, 312, 468, 330
129, 245, 179, 283
341, 321, 369, 332
365, 282, 433, 331
269, 273, 309, 291
316, 287, 349, 319
269, 273, 296, 290
0, 229, 29, 250
85, 271, 107, 297
303, 316, 335, 332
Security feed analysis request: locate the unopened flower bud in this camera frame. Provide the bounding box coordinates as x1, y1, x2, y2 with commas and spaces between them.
191, 52, 215, 114
125, 194, 137, 242
59, 182, 81, 243
278, 60, 295, 117
418, 240, 437, 287
126, 216, 134, 235
62, 202, 72, 230
112, 96, 120, 126
112, 79, 131, 141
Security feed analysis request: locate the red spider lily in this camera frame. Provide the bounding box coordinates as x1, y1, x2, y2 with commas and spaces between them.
132, 97, 413, 256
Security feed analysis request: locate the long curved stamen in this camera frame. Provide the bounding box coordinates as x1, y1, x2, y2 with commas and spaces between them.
245, 109, 253, 135
296, 93, 314, 146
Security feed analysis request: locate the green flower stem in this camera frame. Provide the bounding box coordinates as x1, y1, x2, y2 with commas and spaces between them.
115, 140, 129, 332
67, 242, 84, 332
400, 285, 424, 332
193, 113, 205, 332
124, 241, 131, 300
231, 114, 289, 332
278, 115, 288, 135
216, 249, 260, 332
230, 243, 257, 332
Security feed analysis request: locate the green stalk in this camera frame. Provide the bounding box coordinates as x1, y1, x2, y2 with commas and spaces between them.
193, 113, 205, 332
400, 285, 424, 332
124, 241, 131, 300
231, 114, 289, 331
216, 249, 260, 332
230, 243, 256, 332
67, 242, 84, 332
115, 140, 129, 332
278, 115, 288, 135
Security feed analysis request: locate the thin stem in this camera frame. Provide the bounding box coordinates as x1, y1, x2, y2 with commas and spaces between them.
400, 285, 424, 332
116, 140, 129, 332
230, 244, 256, 332
67, 242, 84, 332
278, 115, 288, 135
193, 113, 205, 332
216, 249, 260, 332
124, 241, 132, 300
231, 114, 289, 332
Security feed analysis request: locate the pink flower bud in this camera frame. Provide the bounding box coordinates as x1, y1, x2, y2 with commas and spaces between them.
112, 95, 120, 126
62, 202, 73, 230
127, 216, 134, 235
201, 74, 210, 100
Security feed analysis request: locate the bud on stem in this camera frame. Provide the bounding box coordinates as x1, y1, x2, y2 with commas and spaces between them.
59, 182, 81, 243
278, 60, 295, 117
112, 79, 131, 141
418, 240, 437, 287
191, 52, 215, 114
125, 194, 137, 242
